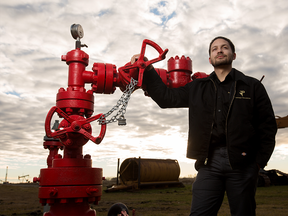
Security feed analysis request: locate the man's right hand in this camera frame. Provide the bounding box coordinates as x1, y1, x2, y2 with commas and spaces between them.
130, 54, 154, 71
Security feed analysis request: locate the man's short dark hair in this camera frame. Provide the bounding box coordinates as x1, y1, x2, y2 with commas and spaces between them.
209, 36, 235, 55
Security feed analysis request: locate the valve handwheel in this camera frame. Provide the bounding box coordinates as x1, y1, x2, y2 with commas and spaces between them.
119, 39, 168, 87
45, 106, 106, 144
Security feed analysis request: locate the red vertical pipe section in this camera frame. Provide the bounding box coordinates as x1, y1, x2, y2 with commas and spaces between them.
36, 47, 102, 216
62, 48, 89, 90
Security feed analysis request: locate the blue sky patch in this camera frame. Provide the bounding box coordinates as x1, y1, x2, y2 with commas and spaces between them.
150, 1, 176, 26
97, 9, 110, 17
150, 7, 160, 16
6, 91, 21, 97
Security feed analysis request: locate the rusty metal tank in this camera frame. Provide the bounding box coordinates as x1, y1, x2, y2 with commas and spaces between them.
120, 157, 180, 185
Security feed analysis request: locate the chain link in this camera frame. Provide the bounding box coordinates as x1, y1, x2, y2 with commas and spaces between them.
98, 78, 138, 125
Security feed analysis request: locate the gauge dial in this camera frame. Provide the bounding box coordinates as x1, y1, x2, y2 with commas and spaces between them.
71, 24, 84, 39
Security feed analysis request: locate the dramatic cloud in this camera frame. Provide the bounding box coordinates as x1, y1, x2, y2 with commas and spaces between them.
1, 0, 288, 181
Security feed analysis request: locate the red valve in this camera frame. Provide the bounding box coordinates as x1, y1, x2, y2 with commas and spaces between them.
118, 39, 168, 87
45, 106, 106, 144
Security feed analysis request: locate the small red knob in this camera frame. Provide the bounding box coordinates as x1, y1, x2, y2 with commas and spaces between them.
61, 55, 67, 61
33, 177, 40, 183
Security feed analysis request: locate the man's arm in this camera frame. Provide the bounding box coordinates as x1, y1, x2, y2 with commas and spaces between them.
131, 54, 190, 108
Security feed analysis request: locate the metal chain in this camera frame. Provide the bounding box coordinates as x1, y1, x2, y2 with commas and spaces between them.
98, 78, 138, 125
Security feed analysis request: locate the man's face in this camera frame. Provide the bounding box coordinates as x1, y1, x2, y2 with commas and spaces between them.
209, 38, 236, 67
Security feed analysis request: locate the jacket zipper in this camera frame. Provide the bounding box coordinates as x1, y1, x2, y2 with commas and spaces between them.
225, 80, 237, 168
205, 78, 217, 165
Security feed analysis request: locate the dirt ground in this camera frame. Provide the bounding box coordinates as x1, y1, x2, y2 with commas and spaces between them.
0, 178, 194, 216
1, 178, 288, 216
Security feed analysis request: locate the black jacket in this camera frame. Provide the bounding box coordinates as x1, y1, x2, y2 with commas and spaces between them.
143, 68, 277, 169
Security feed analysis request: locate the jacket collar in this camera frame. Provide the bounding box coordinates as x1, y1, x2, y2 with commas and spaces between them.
200, 68, 249, 85
232, 68, 249, 85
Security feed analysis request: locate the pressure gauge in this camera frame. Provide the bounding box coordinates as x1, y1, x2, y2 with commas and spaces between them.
71, 24, 84, 40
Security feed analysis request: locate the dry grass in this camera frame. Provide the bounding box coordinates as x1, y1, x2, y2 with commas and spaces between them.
0, 180, 287, 216
0, 183, 42, 216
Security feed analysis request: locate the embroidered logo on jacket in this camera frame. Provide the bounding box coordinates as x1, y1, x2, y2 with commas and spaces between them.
239, 90, 245, 96
235, 90, 251, 99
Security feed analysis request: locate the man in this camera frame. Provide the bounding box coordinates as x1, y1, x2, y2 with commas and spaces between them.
131, 36, 277, 215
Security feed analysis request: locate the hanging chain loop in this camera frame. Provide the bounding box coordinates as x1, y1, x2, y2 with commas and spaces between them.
98, 78, 138, 125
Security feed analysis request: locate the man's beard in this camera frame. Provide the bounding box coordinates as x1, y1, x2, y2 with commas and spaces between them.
211, 54, 233, 67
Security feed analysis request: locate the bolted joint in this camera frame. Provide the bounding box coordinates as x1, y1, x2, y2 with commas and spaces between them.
84, 154, 91, 159
55, 154, 63, 159
83, 124, 91, 130
49, 188, 58, 197
86, 187, 99, 195
71, 121, 81, 131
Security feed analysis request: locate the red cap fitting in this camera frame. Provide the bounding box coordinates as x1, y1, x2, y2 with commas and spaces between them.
167, 55, 193, 88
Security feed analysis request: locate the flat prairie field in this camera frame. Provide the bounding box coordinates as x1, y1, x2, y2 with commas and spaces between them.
0, 180, 287, 216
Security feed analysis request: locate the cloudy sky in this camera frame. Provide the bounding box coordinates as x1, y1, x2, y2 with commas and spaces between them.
1, 0, 288, 183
